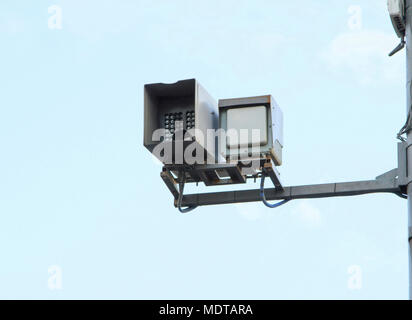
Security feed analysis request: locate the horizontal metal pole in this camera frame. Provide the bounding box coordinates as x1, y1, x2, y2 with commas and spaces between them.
180, 178, 402, 207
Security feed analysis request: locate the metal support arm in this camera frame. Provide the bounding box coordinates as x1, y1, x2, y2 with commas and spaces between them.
178, 171, 403, 207
161, 142, 408, 208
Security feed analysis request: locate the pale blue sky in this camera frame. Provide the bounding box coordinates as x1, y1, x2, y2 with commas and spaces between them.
0, 0, 409, 299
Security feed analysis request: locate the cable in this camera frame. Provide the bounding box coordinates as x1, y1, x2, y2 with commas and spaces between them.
397, 81, 412, 142
259, 174, 291, 208
397, 112, 411, 142
177, 171, 198, 213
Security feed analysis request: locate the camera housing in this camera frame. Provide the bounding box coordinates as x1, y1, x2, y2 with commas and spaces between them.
144, 79, 221, 165
218, 95, 283, 166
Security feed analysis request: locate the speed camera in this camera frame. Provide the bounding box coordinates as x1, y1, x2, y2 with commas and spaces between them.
218, 95, 284, 166
143, 79, 221, 164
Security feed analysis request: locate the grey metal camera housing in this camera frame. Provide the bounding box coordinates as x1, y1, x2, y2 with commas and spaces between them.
144, 79, 220, 164
219, 95, 283, 166
388, 0, 406, 38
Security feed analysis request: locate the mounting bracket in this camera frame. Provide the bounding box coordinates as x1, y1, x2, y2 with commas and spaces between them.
160, 143, 408, 208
